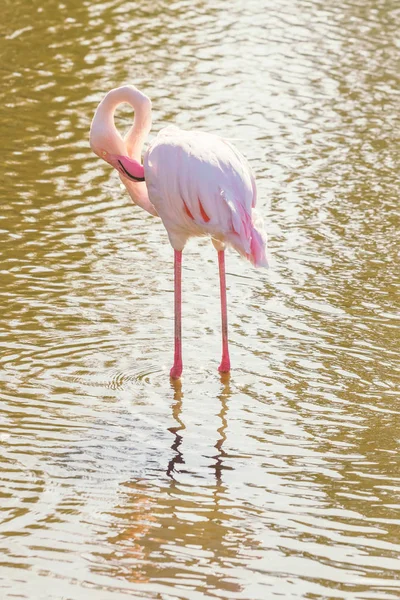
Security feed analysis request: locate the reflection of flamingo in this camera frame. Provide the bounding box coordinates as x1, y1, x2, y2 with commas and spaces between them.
166, 376, 232, 482
90, 85, 268, 378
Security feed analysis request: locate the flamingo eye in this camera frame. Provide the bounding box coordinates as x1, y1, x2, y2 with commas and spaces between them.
102, 150, 107, 157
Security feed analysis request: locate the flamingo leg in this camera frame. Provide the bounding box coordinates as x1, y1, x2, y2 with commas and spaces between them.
170, 249, 183, 379
218, 250, 231, 372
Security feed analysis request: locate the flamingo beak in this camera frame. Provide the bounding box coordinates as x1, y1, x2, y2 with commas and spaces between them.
108, 154, 145, 182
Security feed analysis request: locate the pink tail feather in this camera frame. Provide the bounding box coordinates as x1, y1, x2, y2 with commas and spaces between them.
229, 204, 268, 268
249, 224, 268, 268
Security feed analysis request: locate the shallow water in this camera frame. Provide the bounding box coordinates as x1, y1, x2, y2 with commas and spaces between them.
0, 0, 399, 598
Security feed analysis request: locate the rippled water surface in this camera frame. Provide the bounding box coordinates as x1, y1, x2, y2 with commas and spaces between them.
1, 0, 399, 598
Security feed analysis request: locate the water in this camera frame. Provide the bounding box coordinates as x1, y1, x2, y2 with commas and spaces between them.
0, 0, 399, 598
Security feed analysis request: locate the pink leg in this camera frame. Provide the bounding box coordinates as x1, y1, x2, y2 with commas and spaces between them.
218, 250, 231, 373
170, 250, 183, 379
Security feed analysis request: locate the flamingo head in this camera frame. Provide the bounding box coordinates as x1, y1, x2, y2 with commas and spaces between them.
96, 148, 145, 182
90, 126, 145, 182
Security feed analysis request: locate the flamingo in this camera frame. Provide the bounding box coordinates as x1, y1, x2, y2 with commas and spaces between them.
89, 85, 268, 379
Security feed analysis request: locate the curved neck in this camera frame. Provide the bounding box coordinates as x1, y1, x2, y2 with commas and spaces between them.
90, 86, 157, 217
93, 85, 152, 161
121, 87, 152, 161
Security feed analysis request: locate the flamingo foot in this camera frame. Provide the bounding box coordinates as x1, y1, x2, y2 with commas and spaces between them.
170, 362, 183, 379
218, 358, 231, 373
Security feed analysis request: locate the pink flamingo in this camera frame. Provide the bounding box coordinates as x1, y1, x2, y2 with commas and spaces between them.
90, 85, 268, 379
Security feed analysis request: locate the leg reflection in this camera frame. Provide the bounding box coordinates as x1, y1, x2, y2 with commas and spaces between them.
166, 377, 186, 477
166, 374, 233, 481
212, 372, 233, 483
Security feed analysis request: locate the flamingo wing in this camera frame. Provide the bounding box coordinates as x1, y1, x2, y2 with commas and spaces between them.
144, 127, 267, 266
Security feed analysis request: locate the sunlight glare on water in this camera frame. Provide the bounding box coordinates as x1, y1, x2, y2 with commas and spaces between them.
0, 0, 399, 598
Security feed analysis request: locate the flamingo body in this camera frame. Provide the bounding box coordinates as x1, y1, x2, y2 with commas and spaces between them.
144, 126, 267, 267
90, 85, 268, 377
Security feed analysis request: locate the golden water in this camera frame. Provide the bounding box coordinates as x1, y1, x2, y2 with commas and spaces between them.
0, 0, 399, 598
